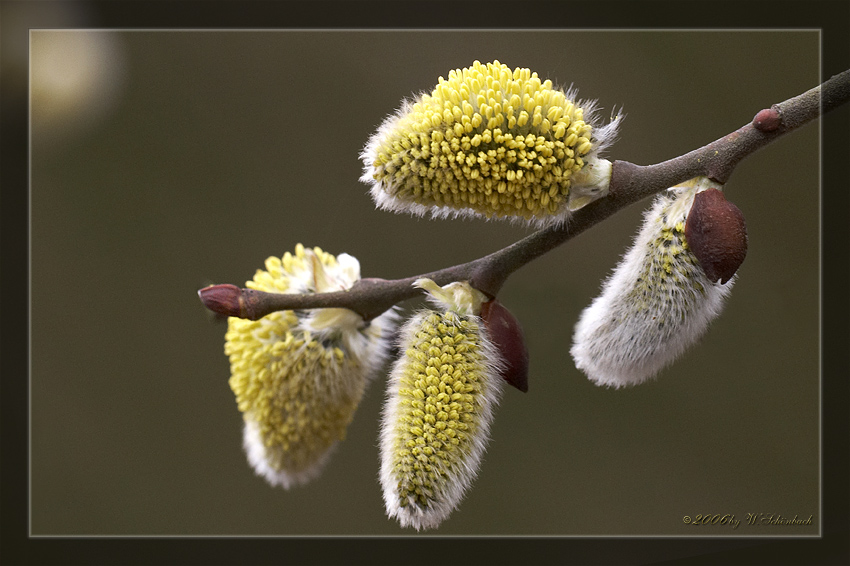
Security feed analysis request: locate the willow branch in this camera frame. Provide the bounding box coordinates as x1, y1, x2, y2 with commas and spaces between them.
200, 69, 850, 322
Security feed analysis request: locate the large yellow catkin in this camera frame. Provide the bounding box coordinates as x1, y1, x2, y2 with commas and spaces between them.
225, 244, 397, 488
379, 279, 505, 530
361, 60, 621, 226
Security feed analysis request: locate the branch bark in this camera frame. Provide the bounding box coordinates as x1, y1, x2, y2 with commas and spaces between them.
200, 69, 850, 322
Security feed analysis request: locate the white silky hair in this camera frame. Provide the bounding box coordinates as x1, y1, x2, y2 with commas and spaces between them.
379, 305, 506, 531
571, 185, 734, 388
242, 418, 337, 489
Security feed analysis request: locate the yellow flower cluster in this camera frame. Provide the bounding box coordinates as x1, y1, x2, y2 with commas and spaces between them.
225, 244, 396, 488
380, 279, 504, 530
391, 311, 482, 509
363, 60, 619, 223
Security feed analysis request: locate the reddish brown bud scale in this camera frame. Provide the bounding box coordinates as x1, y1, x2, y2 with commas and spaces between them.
753, 108, 781, 132
480, 299, 529, 392
684, 188, 748, 284
198, 284, 244, 318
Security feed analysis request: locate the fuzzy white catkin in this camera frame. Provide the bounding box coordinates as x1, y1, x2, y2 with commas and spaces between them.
571, 182, 734, 387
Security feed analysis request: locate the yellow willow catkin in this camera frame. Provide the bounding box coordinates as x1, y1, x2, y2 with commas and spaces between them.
225, 244, 397, 488
361, 60, 621, 226
379, 279, 505, 530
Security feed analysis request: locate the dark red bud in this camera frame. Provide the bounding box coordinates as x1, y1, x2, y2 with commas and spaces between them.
684, 188, 748, 284
753, 108, 781, 132
198, 284, 244, 318
481, 299, 529, 392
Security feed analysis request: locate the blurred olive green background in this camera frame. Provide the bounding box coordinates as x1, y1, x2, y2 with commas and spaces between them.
31, 30, 820, 536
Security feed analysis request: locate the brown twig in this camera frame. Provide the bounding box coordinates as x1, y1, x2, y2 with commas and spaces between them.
199, 69, 850, 322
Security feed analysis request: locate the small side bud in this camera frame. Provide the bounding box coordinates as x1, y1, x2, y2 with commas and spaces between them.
753, 107, 781, 132
684, 188, 748, 284
481, 299, 529, 392
198, 284, 244, 318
